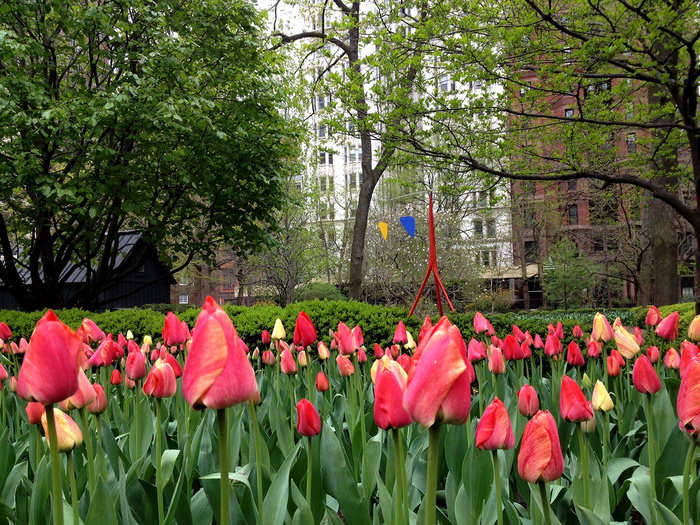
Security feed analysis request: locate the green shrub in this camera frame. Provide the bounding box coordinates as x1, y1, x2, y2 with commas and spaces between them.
0, 302, 692, 349
293, 283, 346, 302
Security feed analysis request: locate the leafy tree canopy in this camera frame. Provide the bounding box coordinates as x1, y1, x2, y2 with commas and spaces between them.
0, 0, 301, 309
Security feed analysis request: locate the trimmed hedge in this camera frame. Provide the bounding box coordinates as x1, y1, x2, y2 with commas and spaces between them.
1, 300, 679, 349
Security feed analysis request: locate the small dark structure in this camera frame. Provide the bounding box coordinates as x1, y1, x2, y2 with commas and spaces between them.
0, 233, 174, 311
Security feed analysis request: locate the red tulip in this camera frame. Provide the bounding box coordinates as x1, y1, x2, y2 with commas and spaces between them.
163, 351, 182, 378
502, 334, 523, 360
17, 310, 81, 405
488, 345, 506, 374
0, 322, 11, 341
352, 325, 364, 348
88, 335, 120, 367
521, 341, 532, 358
76, 318, 105, 344
110, 369, 122, 385
646, 346, 660, 364
634, 326, 644, 346
533, 334, 544, 349
587, 340, 602, 358
296, 399, 321, 436
476, 397, 515, 450
404, 317, 471, 427
262, 349, 276, 366
468, 338, 487, 361
517, 385, 539, 417
26, 402, 45, 424
336, 355, 355, 376
607, 355, 621, 376
554, 321, 564, 339
518, 410, 564, 483
293, 311, 317, 348
566, 341, 585, 366
315, 371, 329, 392
0, 363, 7, 383
143, 359, 177, 398
681, 341, 700, 378
664, 347, 681, 369
646, 305, 662, 327
336, 322, 357, 355
59, 368, 96, 411
677, 357, 700, 435
544, 334, 562, 356
261, 330, 271, 345
163, 312, 189, 346
357, 348, 367, 363
125, 376, 136, 389
397, 353, 411, 374
373, 356, 412, 430
611, 349, 625, 367
373, 343, 384, 358
418, 316, 433, 344
632, 355, 661, 394
280, 348, 298, 375
656, 311, 680, 341
182, 297, 259, 409
126, 350, 147, 380
560, 376, 593, 422
512, 324, 526, 342
88, 384, 107, 414
393, 321, 408, 344
473, 312, 491, 334
572, 325, 584, 339
41, 408, 83, 451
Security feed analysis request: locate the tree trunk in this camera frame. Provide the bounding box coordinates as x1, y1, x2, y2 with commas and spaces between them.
348, 174, 377, 299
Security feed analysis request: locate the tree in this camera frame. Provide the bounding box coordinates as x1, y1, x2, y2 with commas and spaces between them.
398, 0, 700, 309
542, 238, 596, 309
0, 0, 299, 309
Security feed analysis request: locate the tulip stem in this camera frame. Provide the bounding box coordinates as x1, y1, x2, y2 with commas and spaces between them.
217, 408, 229, 525
305, 356, 313, 399
577, 426, 590, 508
644, 395, 659, 525
477, 363, 485, 414
248, 401, 264, 523
67, 450, 79, 525
288, 378, 296, 437
156, 399, 164, 525
393, 428, 406, 525
683, 439, 697, 525
79, 408, 96, 496
538, 481, 552, 525
0, 388, 5, 430
45, 405, 64, 525
602, 412, 610, 478
491, 450, 503, 525
425, 425, 441, 525
305, 436, 313, 507
353, 354, 368, 477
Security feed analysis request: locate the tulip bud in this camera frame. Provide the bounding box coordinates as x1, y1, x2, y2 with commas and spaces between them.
517, 385, 539, 417
297, 350, 308, 367
632, 355, 661, 394
393, 321, 408, 344
110, 369, 122, 385
591, 380, 614, 411
634, 326, 644, 346
126, 350, 147, 380
0, 322, 11, 341
533, 333, 544, 349
41, 408, 84, 452
664, 347, 681, 369
475, 397, 515, 450
518, 410, 564, 483
646, 305, 662, 326
405, 331, 416, 350
582, 373, 592, 389
143, 359, 177, 398
261, 330, 271, 345
88, 384, 108, 414
280, 349, 298, 375
357, 348, 367, 363
296, 399, 321, 436
677, 357, 700, 435
336, 355, 354, 377
468, 338, 487, 361
572, 325, 584, 339
567, 341, 585, 367
271, 319, 286, 340
262, 350, 276, 366
0, 363, 7, 383
251, 347, 260, 360
656, 311, 680, 341
336, 322, 357, 355
26, 402, 45, 425
317, 341, 330, 360
143, 335, 153, 347
397, 353, 411, 374
646, 346, 660, 364
614, 326, 640, 359
591, 313, 614, 342
544, 334, 562, 356
315, 371, 329, 392
59, 368, 96, 411
126, 330, 134, 340
293, 311, 317, 348
488, 345, 506, 374
587, 340, 602, 358
689, 315, 700, 342
373, 357, 412, 430
560, 376, 593, 422
8, 376, 16, 393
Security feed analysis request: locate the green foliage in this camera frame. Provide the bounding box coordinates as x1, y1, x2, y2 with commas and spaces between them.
0, 0, 301, 309
293, 283, 346, 302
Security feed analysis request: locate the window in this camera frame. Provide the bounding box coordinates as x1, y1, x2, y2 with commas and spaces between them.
626, 133, 637, 153
178, 294, 189, 305
348, 147, 361, 163
439, 75, 453, 92
319, 152, 333, 165
567, 180, 577, 191
473, 79, 484, 89
567, 204, 578, 225
347, 172, 359, 190
316, 95, 331, 110
481, 250, 491, 267
564, 108, 574, 118
524, 241, 537, 262
523, 208, 535, 228
318, 124, 326, 138
486, 218, 496, 238
473, 219, 483, 239
478, 190, 488, 208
